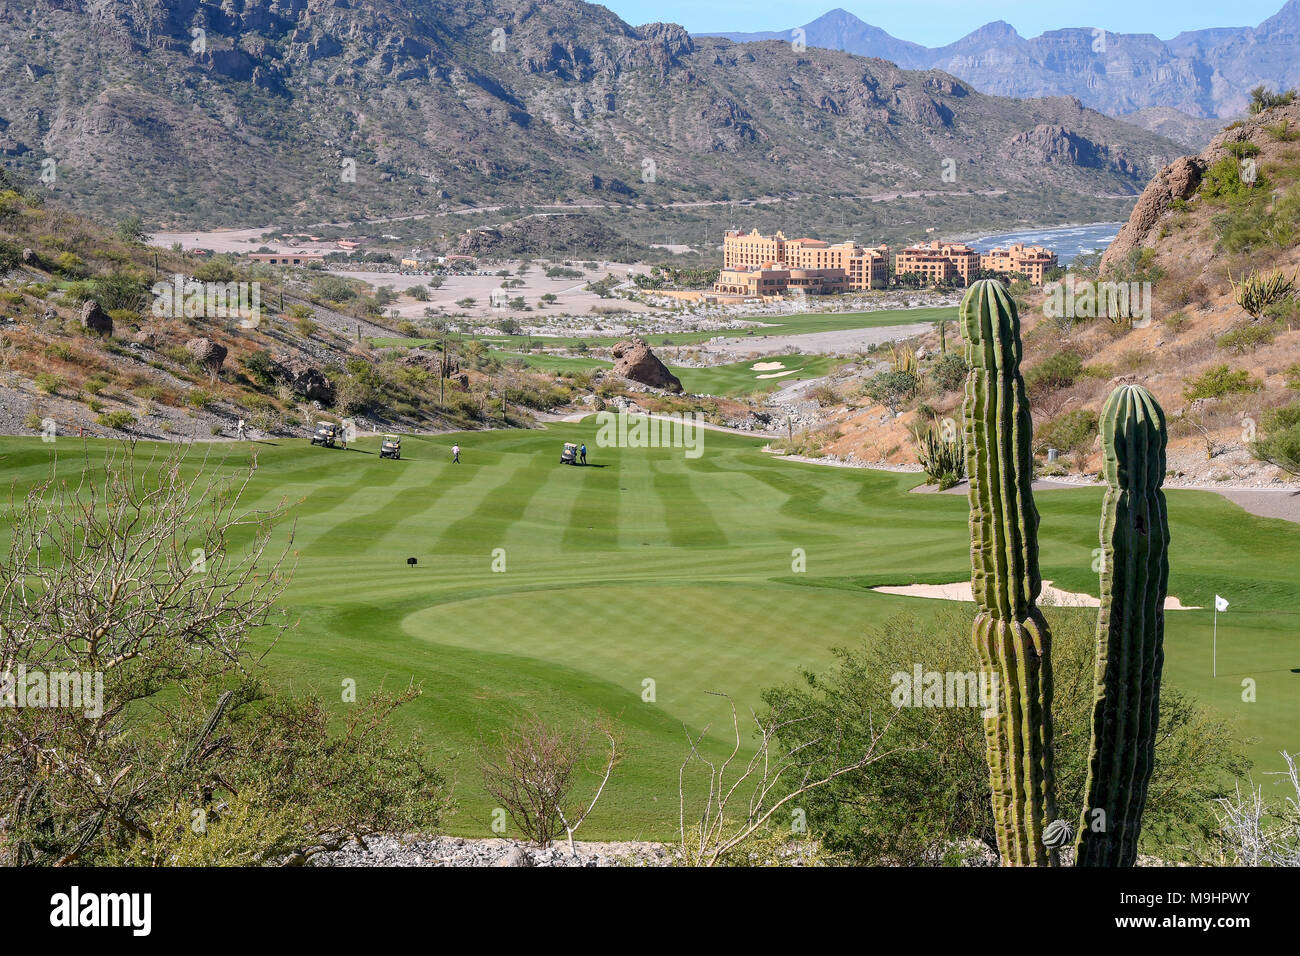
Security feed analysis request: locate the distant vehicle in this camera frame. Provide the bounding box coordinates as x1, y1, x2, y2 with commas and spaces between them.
560, 442, 578, 465
380, 434, 402, 460
310, 422, 343, 448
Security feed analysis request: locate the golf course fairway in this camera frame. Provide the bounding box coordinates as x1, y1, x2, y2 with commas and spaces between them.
0, 429, 1295, 841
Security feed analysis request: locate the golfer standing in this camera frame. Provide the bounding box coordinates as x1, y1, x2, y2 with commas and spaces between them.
579, 443, 587, 465
236, 418, 246, 441
452, 443, 460, 464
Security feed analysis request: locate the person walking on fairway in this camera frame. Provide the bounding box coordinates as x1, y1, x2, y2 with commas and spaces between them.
579, 442, 587, 465
452, 443, 460, 464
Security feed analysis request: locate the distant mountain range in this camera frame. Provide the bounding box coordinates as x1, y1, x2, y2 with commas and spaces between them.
0, 0, 1183, 228
706, 2, 1300, 121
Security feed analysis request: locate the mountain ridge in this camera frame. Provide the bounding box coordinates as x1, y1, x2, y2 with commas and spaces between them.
0, 0, 1183, 228
705, 2, 1300, 119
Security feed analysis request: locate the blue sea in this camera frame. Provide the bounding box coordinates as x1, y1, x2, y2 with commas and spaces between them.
969, 223, 1122, 266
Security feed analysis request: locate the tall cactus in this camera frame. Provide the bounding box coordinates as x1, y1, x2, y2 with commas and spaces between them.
1075, 384, 1170, 866
960, 279, 1059, 866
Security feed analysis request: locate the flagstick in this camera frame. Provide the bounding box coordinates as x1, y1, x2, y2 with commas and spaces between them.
1212, 605, 1218, 678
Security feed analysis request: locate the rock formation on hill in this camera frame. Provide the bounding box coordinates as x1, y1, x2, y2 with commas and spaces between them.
1103, 101, 1300, 272
611, 338, 682, 393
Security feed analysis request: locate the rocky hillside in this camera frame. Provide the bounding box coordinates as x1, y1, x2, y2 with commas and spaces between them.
0, 167, 574, 441
711, 3, 1300, 119
0, 0, 1180, 227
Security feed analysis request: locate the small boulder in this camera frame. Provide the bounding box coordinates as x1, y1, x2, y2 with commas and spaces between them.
79, 300, 112, 335
494, 846, 534, 867
185, 337, 228, 370
610, 337, 682, 393
21, 248, 36, 265
272, 355, 336, 404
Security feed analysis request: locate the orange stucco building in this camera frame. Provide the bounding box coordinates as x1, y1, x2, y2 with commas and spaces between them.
718, 229, 890, 296
980, 243, 1059, 284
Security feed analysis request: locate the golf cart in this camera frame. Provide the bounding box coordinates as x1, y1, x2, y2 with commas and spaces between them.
310, 421, 343, 448
380, 434, 402, 460
560, 442, 578, 465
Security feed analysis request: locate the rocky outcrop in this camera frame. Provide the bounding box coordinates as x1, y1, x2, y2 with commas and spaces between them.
79, 301, 112, 335
1101, 155, 1206, 273
272, 355, 335, 404
1006, 124, 1103, 167
185, 337, 228, 370
611, 338, 682, 392
1103, 99, 1300, 273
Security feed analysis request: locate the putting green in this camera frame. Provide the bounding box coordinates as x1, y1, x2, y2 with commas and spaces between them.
0, 429, 1295, 841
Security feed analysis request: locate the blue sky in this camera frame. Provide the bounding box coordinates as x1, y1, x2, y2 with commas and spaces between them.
600, 0, 1288, 46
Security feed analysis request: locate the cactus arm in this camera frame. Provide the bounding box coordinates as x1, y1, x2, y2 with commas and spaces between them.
1075, 384, 1169, 866
960, 279, 1058, 866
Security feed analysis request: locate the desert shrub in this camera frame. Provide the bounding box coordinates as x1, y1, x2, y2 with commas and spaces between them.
809, 383, 841, 407
1201, 156, 1262, 204
760, 608, 1248, 865
1248, 85, 1297, 114
1035, 408, 1099, 457
1163, 311, 1190, 334
1217, 323, 1278, 354
188, 388, 215, 409
1184, 364, 1263, 400
96, 410, 136, 430
242, 350, 278, 388
1286, 363, 1300, 390
862, 371, 917, 413
44, 342, 74, 362
192, 259, 237, 283
132, 383, 166, 402
53, 251, 86, 277
1251, 400, 1300, 476
1025, 349, 1083, 392
928, 352, 968, 393
33, 372, 61, 395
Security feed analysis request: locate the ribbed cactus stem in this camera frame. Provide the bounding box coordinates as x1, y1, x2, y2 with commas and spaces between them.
961, 279, 1058, 866
1076, 384, 1170, 866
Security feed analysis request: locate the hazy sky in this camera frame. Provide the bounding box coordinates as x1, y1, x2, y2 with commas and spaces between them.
600, 0, 1288, 46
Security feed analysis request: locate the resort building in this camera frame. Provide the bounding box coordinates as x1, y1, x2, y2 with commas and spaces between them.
247, 252, 325, 266
717, 229, 890, 297
713, 264, 849, 297
893, 241, 981, 286
980, 243, 1059, 284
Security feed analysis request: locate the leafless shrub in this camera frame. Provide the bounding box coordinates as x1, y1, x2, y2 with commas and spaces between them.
676, 691, 901, 867
1215, 752, 1300, 866
0, 440, 296, 864
479, 716, 620, 851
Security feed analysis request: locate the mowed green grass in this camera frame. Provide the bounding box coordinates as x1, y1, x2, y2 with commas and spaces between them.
372, 304, 953, 350
499, 351, 846, 396
0, 430, 1296, 841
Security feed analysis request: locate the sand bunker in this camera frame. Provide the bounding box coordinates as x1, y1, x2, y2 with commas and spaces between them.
756, 369, 802, 379
872, 580, 1199, 611
750, 362, 786, 372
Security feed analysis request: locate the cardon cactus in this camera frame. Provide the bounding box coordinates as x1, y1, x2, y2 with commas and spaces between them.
1075, 384, 1170, 866
960, 279, 1059, 866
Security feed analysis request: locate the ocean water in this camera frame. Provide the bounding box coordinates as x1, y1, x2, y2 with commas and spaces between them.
970, 223, 1122, 266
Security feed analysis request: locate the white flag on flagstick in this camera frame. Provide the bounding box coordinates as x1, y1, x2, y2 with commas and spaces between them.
1215, 595, 1229, 612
